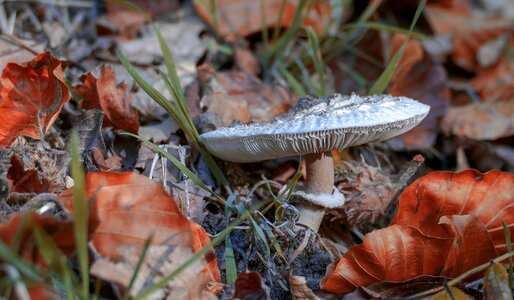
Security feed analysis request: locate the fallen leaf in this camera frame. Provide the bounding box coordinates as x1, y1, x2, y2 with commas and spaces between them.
439, 215, 497, 279
234, 46, 260, 76
106, 0, 180, 18
0, 212, 80, 266
91, 244, 215, 300
483, 262, 513, 300
191, 222, 222, 294
470, 55, 514, 103
341, 276, 453, 299
428, 287, 472, 300
96, 10, 147, 40
392, 170, 514, 253
194, 0, 331, 42
320, 225, 455, 294
8, 154, 50, 195
441, 100, 514, 140
321, 214, 497, 294
59, 171, 193, 258
200, 93, 251, 126
388, 34, 450, 149
75, 65, 140, 133
289, 275, 320, 300
425, 2, 513, 72
232, 271, 271, 300
0, 52, 70, 147
7, 137, 69, 198
197, 64, 294, 124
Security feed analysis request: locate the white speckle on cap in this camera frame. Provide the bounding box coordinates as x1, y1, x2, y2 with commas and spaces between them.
199, 94, 430, 162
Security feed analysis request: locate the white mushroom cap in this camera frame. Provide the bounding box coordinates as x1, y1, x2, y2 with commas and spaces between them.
199, 94, 430, 163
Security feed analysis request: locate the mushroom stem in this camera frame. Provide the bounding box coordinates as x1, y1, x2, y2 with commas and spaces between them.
297, 151, 334, 231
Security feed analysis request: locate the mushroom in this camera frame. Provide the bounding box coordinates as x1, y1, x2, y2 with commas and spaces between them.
199, 94, 430, 232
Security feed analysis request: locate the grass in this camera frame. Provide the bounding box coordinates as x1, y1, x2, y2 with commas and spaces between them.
0, 0, 431, 297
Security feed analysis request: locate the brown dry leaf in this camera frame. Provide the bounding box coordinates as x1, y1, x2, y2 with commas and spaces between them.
439, 215, 497, 279
425, 2, 513, 72
321, 214, 497, 294
194, 0, 331, 42
428, 287, 472, 300
200, 93, 251, 126
190, 222, 222, 295
320, 225, 455, 294
289, 275, 320, 300
6, 137, 70, 201
389, 34, 450, 149
392, 170, 514, 253
234, 46, 260, 76
232, 271, 271, 300
0, 52, 70, 147
470, 55, 514, 103
8, 154, 51, 195
96, 10, 147, 40
441, 100, 514, 140
74, 65, 140, 133
342, 276, 453, 299
0, 212, 82, 266
59, 171, 192, 258
483, 262, 513, 300
106, 0, 180, 18
91, 245, 216, 300
197, 64, 294, 124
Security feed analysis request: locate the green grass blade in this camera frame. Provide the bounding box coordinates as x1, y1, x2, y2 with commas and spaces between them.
71, 129, 89, 300
119, 52, 229, 190
123, 235, 153, 299
266, 0, 307, 63
33, 227, 77, 298
502, 220, 513, 288
224, 193, 238, 284
259, 0, 269, 46
278, 66, 306, 97
152, 28, 199, 139
306, 27, 327, 96
135, 199, 269, 299
271, 0, 287, 42
122, 133, 224, 202
224, 236, 237, 284
0, 240, 42, 283
368, 0, 426, 95
343, 22, 426, 39
235, 203, 270, 255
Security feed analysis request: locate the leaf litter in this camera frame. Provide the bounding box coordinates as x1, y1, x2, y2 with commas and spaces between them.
0, 0, 514, 299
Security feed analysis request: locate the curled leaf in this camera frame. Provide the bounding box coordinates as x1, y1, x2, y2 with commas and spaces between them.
0, 52, 69, 147
392, 170, 514, 252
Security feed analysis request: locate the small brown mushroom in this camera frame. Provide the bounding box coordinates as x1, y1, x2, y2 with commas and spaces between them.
199, 94, 430, 232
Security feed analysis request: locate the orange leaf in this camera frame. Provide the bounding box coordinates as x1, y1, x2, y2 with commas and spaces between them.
191, 222, 222, 294
193, 0, 330, 42
74, 65, 139, 133
425, 3, 512, 72
438, 215, 497, 278
392, 170, 514, 252
0, 212, 78, 266
0, 52, 69, 147
321, 215, 497, 294
441, 99, 514, 140
389, 34, 450, 149
320, 225, 454, 294
470, 56, 514, 103
59, 171, 192, 258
